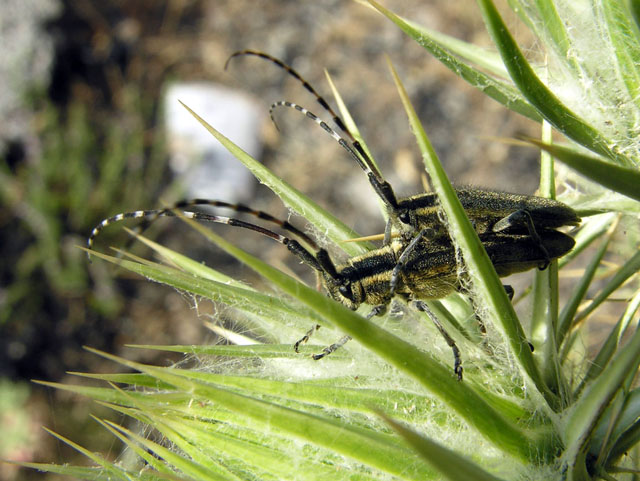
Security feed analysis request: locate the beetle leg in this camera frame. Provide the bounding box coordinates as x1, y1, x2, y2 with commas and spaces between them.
415, 300, 463, 381
389, 227, 435, 297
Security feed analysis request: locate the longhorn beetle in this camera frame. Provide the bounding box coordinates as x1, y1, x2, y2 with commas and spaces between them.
228, 50, 581, 365
88, 51, 581, 379
87, 200, 576, 380
225, 50, 581, 257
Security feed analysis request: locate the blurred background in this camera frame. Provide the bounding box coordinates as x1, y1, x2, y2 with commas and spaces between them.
0, 1, 543, 479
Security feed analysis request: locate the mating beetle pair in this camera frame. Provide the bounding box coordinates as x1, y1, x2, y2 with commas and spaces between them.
88, 51, 580, 379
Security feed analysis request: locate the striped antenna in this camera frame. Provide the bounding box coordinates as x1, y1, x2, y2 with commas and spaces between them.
225, 50, 390, 189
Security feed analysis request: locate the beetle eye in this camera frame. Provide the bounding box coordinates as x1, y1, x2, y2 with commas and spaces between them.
339, 284, 354, 301
399, 211, 411, 224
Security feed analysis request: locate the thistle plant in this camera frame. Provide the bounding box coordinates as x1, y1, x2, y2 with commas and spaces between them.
13, 0, 640, 480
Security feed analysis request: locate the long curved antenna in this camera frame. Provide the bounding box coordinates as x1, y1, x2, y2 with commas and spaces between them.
225, 50, 350, 136
269, 100, 399, 211
88, 200, 318, 251
225, 50, 392, 195
87, 207, 336, 277
87, 198, 327, 259
170, 199, 319, 249
269, 100, 371, 175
